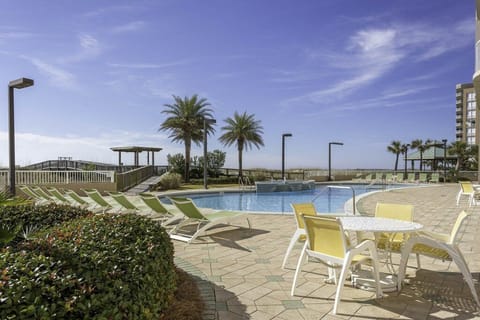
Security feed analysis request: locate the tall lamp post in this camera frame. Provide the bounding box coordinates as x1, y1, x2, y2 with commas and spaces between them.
403, 144, 410, 177
328, 142, 343, 181
8, 78, 34, 196
442, 139, 447, 182
203, 118, 216, 189
281, 133, 292, 180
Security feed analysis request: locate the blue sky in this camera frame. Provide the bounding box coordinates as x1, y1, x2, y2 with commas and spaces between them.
0, 0, 475, 170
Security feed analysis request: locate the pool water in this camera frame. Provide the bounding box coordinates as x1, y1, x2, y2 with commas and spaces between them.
164, 184, 405, 214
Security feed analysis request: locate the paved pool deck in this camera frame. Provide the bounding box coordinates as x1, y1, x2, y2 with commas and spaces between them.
172, 184, 480, 319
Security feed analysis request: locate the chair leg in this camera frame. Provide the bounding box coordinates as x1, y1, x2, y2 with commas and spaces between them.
450, 249, 480, 307
397, 239, 414, 291
282, 230, 303, 269
332, 252, 352, 315
291, 242, 308, 296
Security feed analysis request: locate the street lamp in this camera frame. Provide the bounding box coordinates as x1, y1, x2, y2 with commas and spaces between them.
403, 144, 410, 177
281, 133, 292, 180
203, 118, 216, 189
442, 139, 447, 182
328, 142, 343, 181
8, 78, 34, 196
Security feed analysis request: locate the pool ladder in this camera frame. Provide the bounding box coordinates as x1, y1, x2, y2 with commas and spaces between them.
239, 176, 255, 191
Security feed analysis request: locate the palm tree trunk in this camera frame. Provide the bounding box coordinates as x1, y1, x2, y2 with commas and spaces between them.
185, 139, 191, 182
420, 152, 423, 171
394, 153, 399, 171
238, 144, 243, 177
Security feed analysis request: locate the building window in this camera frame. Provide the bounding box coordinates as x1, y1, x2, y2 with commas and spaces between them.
468, 92, 476, 101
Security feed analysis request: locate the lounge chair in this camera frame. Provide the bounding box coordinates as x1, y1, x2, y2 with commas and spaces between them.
64, 189, 92, 209
168, 197, 251, 243
31, 186, 59, 203
106, 191, 140, 214
139, 193, 183, 226
291, 215, 382, 315
456, 181, 478, 207
281, 203, 317, 269
384, 173, 394, 183
429, 172, 440, 183
18, 185, 49, 204
417, 173, 428, 183
45, 186, 71, 204
363, 173, 373, 183
398, 210, 480, 307
395, 172, 405, 183
407, 173, 416, 183
81, 188, 115, 213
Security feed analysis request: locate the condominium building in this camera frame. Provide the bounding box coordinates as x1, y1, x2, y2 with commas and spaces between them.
456, 83, 477, 145
474, 0, 480, 118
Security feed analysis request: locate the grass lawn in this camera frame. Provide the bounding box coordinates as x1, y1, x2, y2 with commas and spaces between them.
177, 183, 238, 190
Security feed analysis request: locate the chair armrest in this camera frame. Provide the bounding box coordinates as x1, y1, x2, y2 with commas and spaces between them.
418, 230, 450, 242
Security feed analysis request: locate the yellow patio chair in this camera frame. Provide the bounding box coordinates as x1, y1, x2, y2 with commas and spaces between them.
291, 215, 383, 315
281, 203, 317, 269
456, 181, 478, 207
397, 210, 480, 307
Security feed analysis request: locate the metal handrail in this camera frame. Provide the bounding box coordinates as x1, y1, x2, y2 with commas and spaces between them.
313, 185, 356, 215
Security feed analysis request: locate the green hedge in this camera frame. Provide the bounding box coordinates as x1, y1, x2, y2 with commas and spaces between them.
1, 214, 176, 319
0, 203, 92, 231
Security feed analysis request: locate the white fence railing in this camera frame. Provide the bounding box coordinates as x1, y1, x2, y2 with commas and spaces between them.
0, 170, 115, 185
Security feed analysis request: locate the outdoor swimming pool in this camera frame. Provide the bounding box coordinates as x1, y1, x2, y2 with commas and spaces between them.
163, 184, 409, 214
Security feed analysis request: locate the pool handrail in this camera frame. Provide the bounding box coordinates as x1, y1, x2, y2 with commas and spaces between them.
312, 185, 356, 215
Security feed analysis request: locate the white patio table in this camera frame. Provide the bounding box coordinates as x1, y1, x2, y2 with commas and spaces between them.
338, 216, 423, 292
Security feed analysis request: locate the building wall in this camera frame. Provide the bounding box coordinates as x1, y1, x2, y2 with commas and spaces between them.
456, 83, 477, 145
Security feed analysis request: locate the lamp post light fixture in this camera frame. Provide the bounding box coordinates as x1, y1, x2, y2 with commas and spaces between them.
328, 142, 344, 181
403, 144, 410, 177
203, 118, 216, 189
281, 133, 292, 180
442, 139, 447, 182
8, 78, 34, 196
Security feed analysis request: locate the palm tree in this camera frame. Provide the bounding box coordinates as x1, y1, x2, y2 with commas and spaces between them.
387, 140, 402, 171
417, 139, 433, 171
448, 141, 476, 172
219, 111, 264, 177
159, 95, 214, 182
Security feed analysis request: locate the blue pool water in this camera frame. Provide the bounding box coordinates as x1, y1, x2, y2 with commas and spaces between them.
164, 184, 407, 214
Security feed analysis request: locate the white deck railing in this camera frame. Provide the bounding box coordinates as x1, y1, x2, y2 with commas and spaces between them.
0, 170, 115, 185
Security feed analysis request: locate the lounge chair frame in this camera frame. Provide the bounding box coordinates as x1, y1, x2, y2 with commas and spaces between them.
168, 197, 251, 243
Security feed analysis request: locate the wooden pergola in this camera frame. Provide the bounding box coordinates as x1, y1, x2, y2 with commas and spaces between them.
110, 146, 162, 166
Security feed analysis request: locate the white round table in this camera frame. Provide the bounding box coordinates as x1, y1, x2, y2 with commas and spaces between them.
339, 216, 423, 233
338, 216, 423, 292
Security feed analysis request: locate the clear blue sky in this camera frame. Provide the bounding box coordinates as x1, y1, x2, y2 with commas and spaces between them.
0, 0, 475, 170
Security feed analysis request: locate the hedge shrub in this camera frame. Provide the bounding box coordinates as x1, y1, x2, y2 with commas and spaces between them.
0, 203, 92, 231
0, 214, 176, 319
158, 172, 182, 190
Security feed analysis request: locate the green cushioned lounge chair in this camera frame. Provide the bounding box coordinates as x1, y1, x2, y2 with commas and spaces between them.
168, 197, 251, 243
82, 188, 115, 213
139, 193, 183, 226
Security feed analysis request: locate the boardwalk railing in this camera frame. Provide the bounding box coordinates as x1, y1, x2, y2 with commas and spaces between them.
116, 166, 155, 191
0, 170, 115, 185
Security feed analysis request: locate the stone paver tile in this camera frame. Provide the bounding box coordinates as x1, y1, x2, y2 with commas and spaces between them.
238, 286, 272, 302
217, 310, 250, 320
